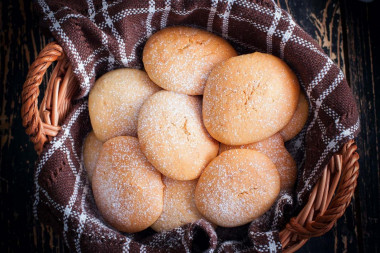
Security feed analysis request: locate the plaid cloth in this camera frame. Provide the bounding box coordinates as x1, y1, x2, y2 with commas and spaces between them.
34, 0, 360, 252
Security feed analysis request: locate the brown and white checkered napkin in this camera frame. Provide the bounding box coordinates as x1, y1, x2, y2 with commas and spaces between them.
34, 0, 360, 252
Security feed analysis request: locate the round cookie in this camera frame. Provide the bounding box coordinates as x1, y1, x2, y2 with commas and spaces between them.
83, 131, 103, 182
143, 26, 237, 95
89, 68, 161, 142
220, 133, 297, 191
151, 177, 204, 232
138, 91, 219, 180
92, 136, 164, 233
195, 149, 280, 227
203, 52, 300, 145
280, 92, 309, 141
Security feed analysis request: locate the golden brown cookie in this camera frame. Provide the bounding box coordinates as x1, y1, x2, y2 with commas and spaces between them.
194, 149, 280, 227
203, 52, 300, 145
138, 90, 219, 180
89, 68, 160, 142
151, 177, 203, 232
280, 92, 309, 141
92, 136, 164, 233
220, 133, 297, 191
143, 26, 237, 95
83, 131, 103, 182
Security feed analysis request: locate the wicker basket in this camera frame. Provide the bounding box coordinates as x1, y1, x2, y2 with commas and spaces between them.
21, 42, 359, 253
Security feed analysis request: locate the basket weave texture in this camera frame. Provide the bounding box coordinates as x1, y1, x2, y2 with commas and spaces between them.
22, 0, 360, 252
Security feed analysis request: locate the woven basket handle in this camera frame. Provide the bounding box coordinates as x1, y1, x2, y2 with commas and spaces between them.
280, 140, 359, 252
21, 42, 76, 154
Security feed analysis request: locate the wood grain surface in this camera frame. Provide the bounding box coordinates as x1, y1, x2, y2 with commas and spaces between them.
0, 0, 378, 252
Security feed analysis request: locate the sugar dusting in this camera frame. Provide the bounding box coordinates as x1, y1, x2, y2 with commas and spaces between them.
138, 90, 219, 180
92, 136, 164, 233
203, 52, 300, 145
151, 177, 204, 232
89, 69, 161, 142
195, 149, 280, 227
143, 26, 237, 95
220, 133, 297, 191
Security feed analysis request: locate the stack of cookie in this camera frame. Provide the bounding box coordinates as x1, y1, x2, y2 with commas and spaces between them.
83, 26, 309, 233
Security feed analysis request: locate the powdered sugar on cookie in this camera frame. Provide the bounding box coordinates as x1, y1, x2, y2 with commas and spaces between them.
220, 133, 297, 191
194, 149, 280, 227
89, 69, 161, 142
203, 52, 300, 145
151, 177, 204, 232
143, 26, 237, 95
92, 136, 164, 233
138, 91, 219, 180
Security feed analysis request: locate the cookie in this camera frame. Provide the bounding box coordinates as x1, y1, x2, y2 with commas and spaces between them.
203, 52, 300, 145
89, 68, 161, 142
220, 133, 297, 191
280, 92, 309, 141
143, 26, 237, 95
83, 131, 103, 182
138, 91, 219, 180
92, 136, 164, 233
194, 149, 280, 227
151, 177, 203, 232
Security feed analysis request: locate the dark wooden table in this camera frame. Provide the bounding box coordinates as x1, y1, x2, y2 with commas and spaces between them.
1, 0, 379, 252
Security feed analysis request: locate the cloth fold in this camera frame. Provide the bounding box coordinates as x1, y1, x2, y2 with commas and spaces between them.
34, 0, 360, 252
